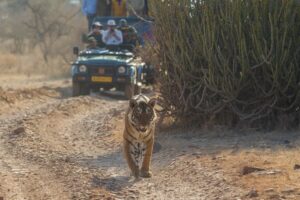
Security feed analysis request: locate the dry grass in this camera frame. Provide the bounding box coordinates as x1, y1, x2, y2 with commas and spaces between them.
0, 50, 71, 78
0, 53, 19, 69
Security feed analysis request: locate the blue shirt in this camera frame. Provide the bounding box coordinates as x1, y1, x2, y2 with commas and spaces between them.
82, 0, 97, 16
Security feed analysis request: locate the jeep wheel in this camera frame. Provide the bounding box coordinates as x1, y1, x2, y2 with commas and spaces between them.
124, 84, 134, 99
72, 82, 90, 97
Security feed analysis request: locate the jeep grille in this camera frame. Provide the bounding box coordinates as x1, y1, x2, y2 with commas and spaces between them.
89, 67, 115, 76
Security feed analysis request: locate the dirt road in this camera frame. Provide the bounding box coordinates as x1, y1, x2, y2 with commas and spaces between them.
1, 76, 300, 200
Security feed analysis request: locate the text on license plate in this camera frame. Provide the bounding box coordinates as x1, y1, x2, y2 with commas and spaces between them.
91, 76, 112, 82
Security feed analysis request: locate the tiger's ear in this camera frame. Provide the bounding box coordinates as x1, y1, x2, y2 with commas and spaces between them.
148, 98, 156, 108
129, 99, 137, 108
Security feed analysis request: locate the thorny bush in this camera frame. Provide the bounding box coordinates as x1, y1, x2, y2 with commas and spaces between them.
151, 0, 300, 129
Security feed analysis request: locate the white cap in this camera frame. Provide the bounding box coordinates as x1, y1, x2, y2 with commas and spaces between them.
92, 21, 103, 27
107, 19, 117, 26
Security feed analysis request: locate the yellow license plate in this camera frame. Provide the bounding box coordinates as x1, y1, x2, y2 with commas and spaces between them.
91, 76, 112, 82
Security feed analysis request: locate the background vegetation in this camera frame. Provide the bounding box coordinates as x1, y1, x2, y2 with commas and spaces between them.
1, 0, 300, 129
0, 0, 84, 76
150, 0, 300, 129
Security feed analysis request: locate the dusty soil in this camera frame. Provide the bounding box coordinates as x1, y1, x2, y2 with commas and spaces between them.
0, 75, 300, 200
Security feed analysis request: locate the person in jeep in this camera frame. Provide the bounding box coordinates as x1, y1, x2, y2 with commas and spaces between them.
118, 19, 138, 46
102, 19, 123, 45
87, 21, 105, 48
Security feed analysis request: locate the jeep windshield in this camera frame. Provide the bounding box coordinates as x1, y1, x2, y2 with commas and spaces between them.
79, 49, 133, 58
78, 54, 132, 62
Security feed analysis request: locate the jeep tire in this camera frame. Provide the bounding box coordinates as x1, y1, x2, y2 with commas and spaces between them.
72, 82, 90, 97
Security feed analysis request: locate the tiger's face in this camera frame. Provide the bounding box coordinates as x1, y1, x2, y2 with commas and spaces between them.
128, 95, 157, 133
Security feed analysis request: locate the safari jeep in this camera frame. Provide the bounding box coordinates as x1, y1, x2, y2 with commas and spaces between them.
71, 16, 154, 99
71, 47, 154, 99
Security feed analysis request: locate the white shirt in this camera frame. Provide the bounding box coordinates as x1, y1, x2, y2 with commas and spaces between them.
102, 29, 123, 45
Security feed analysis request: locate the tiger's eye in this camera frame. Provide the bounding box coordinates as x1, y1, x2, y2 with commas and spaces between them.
145, 107, 150, 113
137, 107, 142, 113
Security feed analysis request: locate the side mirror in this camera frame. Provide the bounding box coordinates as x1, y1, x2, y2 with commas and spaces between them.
73, 46, 79, 56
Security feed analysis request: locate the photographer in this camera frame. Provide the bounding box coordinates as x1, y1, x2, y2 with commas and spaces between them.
102, 20, 123, 45
87, 22, 105, 48
118, 19, 138, 46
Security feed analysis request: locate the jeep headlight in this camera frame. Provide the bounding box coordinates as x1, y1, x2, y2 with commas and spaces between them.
79, 65, 87, 73
118, 66, 126, 74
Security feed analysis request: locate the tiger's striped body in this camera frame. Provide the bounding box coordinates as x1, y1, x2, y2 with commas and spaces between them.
123, 94, 157, 178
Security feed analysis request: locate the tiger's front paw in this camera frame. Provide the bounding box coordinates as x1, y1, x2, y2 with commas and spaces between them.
140, 170, 152, 178
130, 169, 140, 178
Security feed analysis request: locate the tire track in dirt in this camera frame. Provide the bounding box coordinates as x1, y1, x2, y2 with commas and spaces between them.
0, 96, 82, 199
0, 82, 247, 200
0, 83, 127, 199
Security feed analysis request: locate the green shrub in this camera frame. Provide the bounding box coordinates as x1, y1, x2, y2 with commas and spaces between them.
151, 0, 300, 128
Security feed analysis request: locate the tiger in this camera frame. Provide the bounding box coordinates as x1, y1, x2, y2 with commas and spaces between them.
123, 94, 157, 178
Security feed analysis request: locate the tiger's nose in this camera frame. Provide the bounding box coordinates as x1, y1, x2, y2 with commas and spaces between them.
140, 126, 147, 132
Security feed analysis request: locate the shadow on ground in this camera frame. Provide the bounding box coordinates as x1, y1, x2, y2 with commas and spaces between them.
51, 86, 128, 100
91, 175, 135, 192
52, 86, 73, 98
